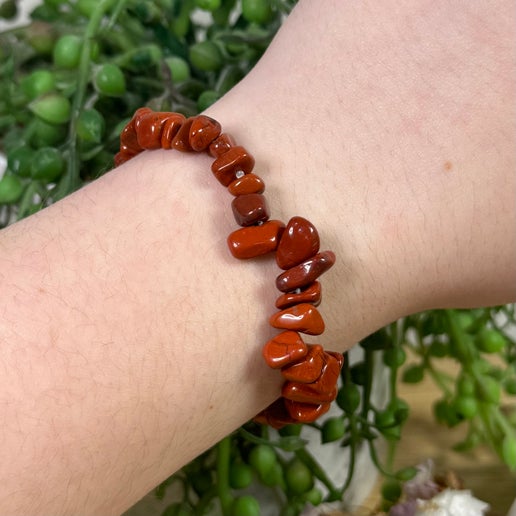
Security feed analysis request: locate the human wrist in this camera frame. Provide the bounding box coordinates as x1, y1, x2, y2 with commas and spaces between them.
207, 0, 515, 315
202, 99, 413, 352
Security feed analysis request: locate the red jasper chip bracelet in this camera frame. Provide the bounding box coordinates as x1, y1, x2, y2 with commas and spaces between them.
114, 108, 343, 429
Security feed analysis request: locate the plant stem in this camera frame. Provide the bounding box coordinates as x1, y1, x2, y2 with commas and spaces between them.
385, 440, 398, 473
367, 439, 394, 478
216, 436, 233, 516
491, 406, 515, 437
425, 362, 453, 397
413, 321, 453, 397
360, 348, 374, 422
105, 0, 129, 30
16, 181, 39, 220
388, 323, 399, 401
386, 325, 403, 470
294, 448, 341, 501
477, 402, 502, 452
58, 0, 126, 198
339, 415, 357, 495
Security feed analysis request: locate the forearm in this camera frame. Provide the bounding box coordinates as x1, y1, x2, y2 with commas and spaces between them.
0, 146, 386, 516
0, 1, 514, 515
210, 0, 516, 312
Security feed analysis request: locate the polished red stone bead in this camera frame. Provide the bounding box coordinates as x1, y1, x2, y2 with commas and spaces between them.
262, 331, 307, 369
119, 143, 138, 156
228, 173, 265, 196
275, 281, 321, 310
135, 111, 174, 149
312, 352, 342, 392
282, 383, 338, 404
120, 120, 141, 154
269, 303, 325, 335
327, 350, 345, 369
284, 399, 331, 423
133, 106, 153, 118
161, 113, 186, 149
282, 352, 341, 403
281, 344, 325, 383
208, 133, 235, 158
171, 117, 195, 152
276, 216, 320, 270
114, 151, 134, 166
189, 115, 222, 151
132, 107, 153, 130
211, 146, 255, 186
253, 412, 269, 426
276, 251, 336, 293
227, 220, 284, 259
231, 193, 269, 227
253, 398, 296, 429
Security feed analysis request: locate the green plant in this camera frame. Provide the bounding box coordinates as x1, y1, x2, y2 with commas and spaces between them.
1, 2, 514, 515
0, 0, 290, 221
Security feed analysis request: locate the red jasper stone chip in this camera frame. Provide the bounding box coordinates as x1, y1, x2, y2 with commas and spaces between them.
284, 400, 332, 423
276, 251, 336, 292
227, 220, 284, 259
211, 146, 255, 186
228, 173, 265, 196
269, 303, 325, 335
114, 151, 134, 166
283, 383, 338, 404
161, 113, 186, 149
327, 350, 345, 369
119, 142, 139, 157
276, 216, 320, 270
262, 331, 307, 369
281, 344, 325, 383
189, 115, 221, 151
171, 117, 195, 152
231, 193, 269, 227
135, 111, 175, 150
120, 120, 141, 154
132, 107, 152, 135
254, 398, 296, 429
275, 281, 321, 309
209, 133, 235, 158
313, 352, 342, 391
282, 352, 342, 403
133, 106, 153, 119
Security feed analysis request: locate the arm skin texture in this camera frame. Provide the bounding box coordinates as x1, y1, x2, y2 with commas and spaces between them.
0, 1, 514, 514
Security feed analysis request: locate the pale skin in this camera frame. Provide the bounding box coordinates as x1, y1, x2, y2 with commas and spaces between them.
0, 0, 514, 514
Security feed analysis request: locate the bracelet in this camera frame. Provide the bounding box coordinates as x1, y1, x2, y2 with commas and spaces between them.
114, 108, 343, 429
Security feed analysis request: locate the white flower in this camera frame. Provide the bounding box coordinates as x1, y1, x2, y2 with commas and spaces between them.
414, 489, 489, 516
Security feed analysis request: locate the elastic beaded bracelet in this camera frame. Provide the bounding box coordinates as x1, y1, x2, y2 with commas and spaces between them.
114, 108, 343, 429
